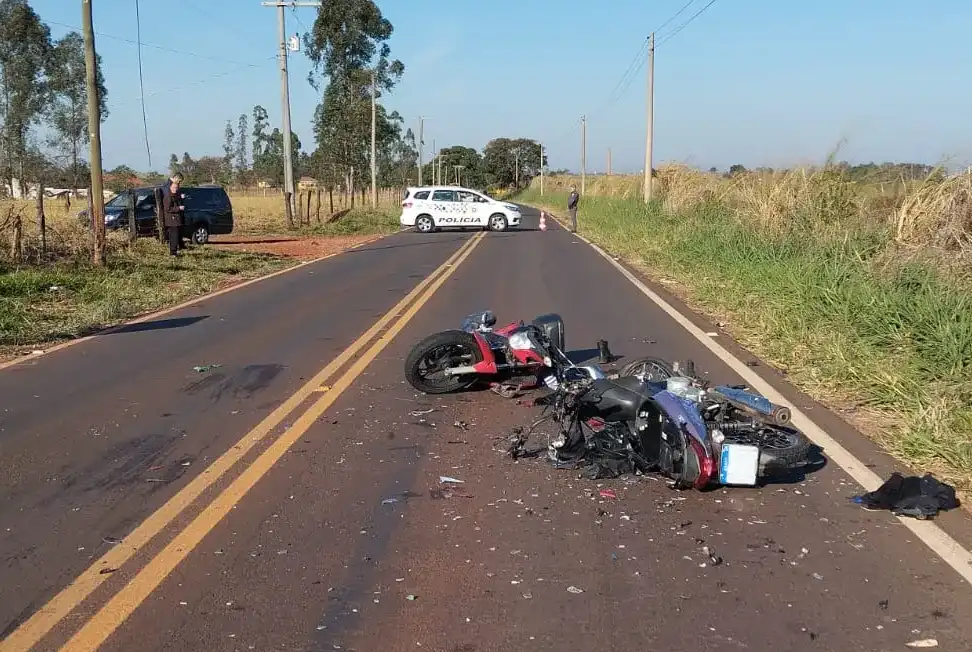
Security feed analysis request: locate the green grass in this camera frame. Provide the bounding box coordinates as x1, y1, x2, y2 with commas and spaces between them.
0, 239, 290, 350
518, 185, 972, 492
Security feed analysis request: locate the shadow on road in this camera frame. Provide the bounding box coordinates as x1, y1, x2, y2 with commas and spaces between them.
111, 316, 209, 335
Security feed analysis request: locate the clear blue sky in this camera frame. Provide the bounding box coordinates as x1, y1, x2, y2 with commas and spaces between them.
30, 0, 972, 173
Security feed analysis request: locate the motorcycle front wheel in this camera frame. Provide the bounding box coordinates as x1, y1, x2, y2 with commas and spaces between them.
404, 329, 484, 394
617, 356, 676, 382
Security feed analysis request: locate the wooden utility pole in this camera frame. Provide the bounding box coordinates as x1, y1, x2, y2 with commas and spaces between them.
370, 70, 378, 208
607, 148, 612, 176
539, 142, 544, 196
417, 116, 425, 185
82, 0, 105, 265
643, 32, 655, 203
580, 114, 587, 195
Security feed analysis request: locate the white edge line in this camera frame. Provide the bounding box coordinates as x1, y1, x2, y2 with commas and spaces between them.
552, 211, 972, 588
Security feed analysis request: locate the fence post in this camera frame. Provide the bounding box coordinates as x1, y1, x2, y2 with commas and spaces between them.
128, 187, 137, 245
36, 185, 46, 260
283, 190, 294, 229
315, 189, 321, 224
10, 209, 23, 263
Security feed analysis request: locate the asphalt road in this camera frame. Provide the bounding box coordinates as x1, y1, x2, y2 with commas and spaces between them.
2, 208, 971, 651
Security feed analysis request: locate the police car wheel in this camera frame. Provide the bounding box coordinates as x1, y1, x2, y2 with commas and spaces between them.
489, 214, 508, 231
415, 215, 434, 233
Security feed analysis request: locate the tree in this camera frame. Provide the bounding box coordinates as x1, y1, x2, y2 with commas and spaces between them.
47, 30, 108, 190
252, 104, 270, 167
0, 0, 53, 193
728, 164, 747, 176
222, 120, 235, 183
196, 155, 228, 185
305, 0, 405, 194
235, 112, 249, 185
253, 128, 301, 188
424, 145, 486, 189
482, 137, 545, 188
168, 153, 179, 176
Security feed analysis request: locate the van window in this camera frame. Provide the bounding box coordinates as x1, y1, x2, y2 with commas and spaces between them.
431, 190, 456, 202
413, 190, 430, 200
185, 187, 230, 209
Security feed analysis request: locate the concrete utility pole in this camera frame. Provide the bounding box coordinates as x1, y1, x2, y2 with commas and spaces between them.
643, 32, 655, 203
580, 114, 587, 195
370, 70, 378, 208
431, 138, 436, 184
454, 165, 465, 186
514, 149, 519, 188
607, 148, 612, 176
417, 116, 425, 185
82, 0, 105, 266
262, 1, 320, 215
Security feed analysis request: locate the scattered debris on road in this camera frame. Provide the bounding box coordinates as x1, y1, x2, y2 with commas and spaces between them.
566, 586, 584, 594
598, 489, 617, 500
906, 639, 938, 648
439, 476, 464, 484
851, 472, 958, 520
192, 364, 221, 373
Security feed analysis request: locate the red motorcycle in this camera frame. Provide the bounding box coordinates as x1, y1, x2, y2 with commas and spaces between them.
404, 310, 570, 396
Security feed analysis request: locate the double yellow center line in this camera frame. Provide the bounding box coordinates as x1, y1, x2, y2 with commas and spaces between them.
2, 232, 487, 652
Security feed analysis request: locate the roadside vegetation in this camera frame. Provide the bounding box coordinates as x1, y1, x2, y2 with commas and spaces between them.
518, 164, 972, 493
0, 192, 400, 352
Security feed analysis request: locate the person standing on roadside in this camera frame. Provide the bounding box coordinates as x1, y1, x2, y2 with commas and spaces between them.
158, 172, 186, 249
161, 176, 185, 256
567, 184, 580, 233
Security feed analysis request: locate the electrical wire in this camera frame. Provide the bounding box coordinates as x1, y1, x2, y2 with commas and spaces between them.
542, 0, 724, 156
105, 59, 276, 109
134, 0, 152, 168
44, 18, 267, 68
656, 0, 720, 47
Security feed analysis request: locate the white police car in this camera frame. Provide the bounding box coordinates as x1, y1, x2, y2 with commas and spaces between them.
399, 186, 522, 233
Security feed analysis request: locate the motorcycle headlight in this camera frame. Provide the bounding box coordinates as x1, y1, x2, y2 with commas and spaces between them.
507, 331, 532, 351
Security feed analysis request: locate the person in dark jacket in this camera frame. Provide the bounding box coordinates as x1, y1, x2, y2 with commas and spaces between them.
161, 177, 185, 256
567, 185, 580, 233
158, 173, 186, 249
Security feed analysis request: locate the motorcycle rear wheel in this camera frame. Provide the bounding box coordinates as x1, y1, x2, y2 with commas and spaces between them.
725, 425, 811, 475
404, 330, 484, 394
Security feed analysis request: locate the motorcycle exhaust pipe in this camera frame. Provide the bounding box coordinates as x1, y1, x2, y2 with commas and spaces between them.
710, 385, 791, 426
444, 363, 513, 376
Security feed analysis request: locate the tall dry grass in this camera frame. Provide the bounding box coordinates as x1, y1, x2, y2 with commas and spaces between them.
521, 165, 972, 492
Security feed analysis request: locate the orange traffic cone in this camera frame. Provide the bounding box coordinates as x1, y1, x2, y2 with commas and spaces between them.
539, 212, 547, 231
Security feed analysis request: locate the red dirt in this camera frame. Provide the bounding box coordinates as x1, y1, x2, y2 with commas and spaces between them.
209, 234, 380, 260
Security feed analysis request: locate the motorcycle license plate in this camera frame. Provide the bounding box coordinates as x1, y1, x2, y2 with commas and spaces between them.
719, 444, 760, 486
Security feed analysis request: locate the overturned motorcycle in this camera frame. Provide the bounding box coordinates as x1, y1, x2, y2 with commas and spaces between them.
403, 310, 599, 397
509, 356, 813, 489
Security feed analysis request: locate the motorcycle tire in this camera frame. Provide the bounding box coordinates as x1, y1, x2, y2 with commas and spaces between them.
404, 329, 484, 394
617, 356, 676, 382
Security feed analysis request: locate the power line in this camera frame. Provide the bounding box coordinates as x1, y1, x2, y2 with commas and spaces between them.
105, 59, 276, 109
44, 19, 268, 68
134, 0, 152, 168
657, 0, 720, 47
653, 0, 698, 36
